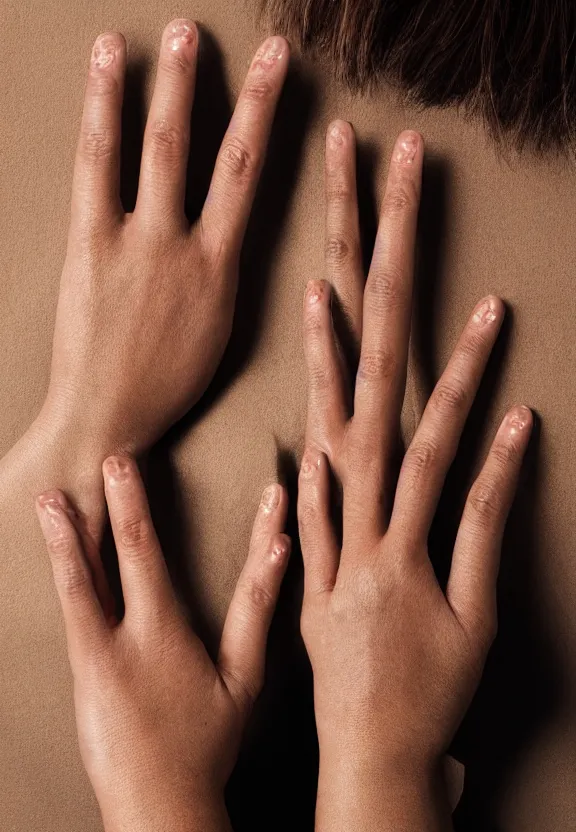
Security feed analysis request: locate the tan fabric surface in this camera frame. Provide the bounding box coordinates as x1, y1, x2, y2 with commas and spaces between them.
1, 1, 575, 830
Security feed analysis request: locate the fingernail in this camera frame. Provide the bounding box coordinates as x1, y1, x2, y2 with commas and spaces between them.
394, 131, 420, 165
37, 491, 67, 512
103, 455, 130, 483
506, 406, 532, 435
261, 484, 281, 513
36, 496, 67, 541
91, 35, 118, 69
301, 448, 322, 477
306, 280, 326, 305
255, 36, 286, 67
327, 121, 347, 149
473, 297, 499, 325
166, 19, 197, 53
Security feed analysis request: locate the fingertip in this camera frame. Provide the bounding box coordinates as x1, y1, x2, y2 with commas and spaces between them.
327, 119, 354, 150
162, 18, 199, 55
392, 130, 423, 166
300, 446, 324, 479
90, 32, 126, 71
36, 489, 68, 512
253, 35, 290, 69
102, 454, 136, 486
472, 295, 505, 327
304, 278, 331, 308
503, 405, 533, 439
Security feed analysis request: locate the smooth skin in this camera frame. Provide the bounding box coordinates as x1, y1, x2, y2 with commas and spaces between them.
298, 122, 532, 831
0, 21, 289, 612
36, 458, 290, 832
0, 19, 290, 830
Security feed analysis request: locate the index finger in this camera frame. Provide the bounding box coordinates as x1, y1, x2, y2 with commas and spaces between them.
201, 37, 289, 259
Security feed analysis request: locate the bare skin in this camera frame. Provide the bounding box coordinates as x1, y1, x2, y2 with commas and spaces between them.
36, 457, 290, 832
0, 20, 290, 829
0, 21, 289, 611
298, 122, 533, 831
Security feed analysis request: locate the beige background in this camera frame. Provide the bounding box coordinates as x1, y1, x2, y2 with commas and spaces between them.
2, 0, 576, 830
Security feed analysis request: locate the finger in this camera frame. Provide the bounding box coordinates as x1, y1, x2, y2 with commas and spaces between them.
303, 279, 349, 457
348, 131, 423, 527
136, 20, 198, 225
390, 296, 505, 545
71, 33, 127, 229
298, 448, 339, 596
447, 406, 533, 642
325, 120, 364, 345
36, 491, 109, 662
103, 456, 176, 623
201, 36, 290, 259
218, 484, 290, 710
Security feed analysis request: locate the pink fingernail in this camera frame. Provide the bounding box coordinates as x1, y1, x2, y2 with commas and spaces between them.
166, 20, 197, 53
301, 449, 322, 477
91, 35, 118, 69
255, 36, 286, 68
306, 280, 325, 305
104, 455, 130, 484
328, 121, 346, 149
507, 406, 532, 435
473, 297, 499, 325
261, 484, 280, 513
394, 131, 420, 165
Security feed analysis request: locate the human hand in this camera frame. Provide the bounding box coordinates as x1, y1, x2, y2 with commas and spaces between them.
39, 21, 289, 457
298, 123, 532, 829
35, 457, 290, 832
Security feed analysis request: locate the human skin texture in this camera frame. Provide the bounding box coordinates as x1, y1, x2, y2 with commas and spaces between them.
298, 124, 533, 831
35, 456, 290, 832
0, 21, 289, 613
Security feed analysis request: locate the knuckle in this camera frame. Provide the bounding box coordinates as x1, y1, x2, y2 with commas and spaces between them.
56, 559, 90, 598
297, 497, 318, 529
148, 120, 187, 161
219, 138, 252, 179
468, 483, 501, 523
79, 127, 116, 162
432, 379, 468, 414
492, 442, 517, 467
158, 51, 191, 77
382, 182, 417, 218
367, 268, 406, 311
404, 439, 438, 480
243, 78, 275, 101
47, 534, 74, 558
309, 365, 336, 392
303, 308, 324, 337
247, 577, 275, 612
326, 180, 353, 204
87, 68, 119, 97
117, 515, 153, 556
357, 349, 397, 383
326, 235, 351, 266
459, 329, 487, 359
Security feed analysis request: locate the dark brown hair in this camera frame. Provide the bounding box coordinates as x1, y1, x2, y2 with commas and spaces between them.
260, 0, 576, 152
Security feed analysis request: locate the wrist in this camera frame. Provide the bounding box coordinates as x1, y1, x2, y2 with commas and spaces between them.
316, 747, 451, 832
101, 789, 232, 832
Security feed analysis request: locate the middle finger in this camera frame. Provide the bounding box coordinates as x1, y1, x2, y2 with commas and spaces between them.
136, 19, 199, 228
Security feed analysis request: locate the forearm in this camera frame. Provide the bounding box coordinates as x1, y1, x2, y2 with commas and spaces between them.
315, 751, 453, 832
